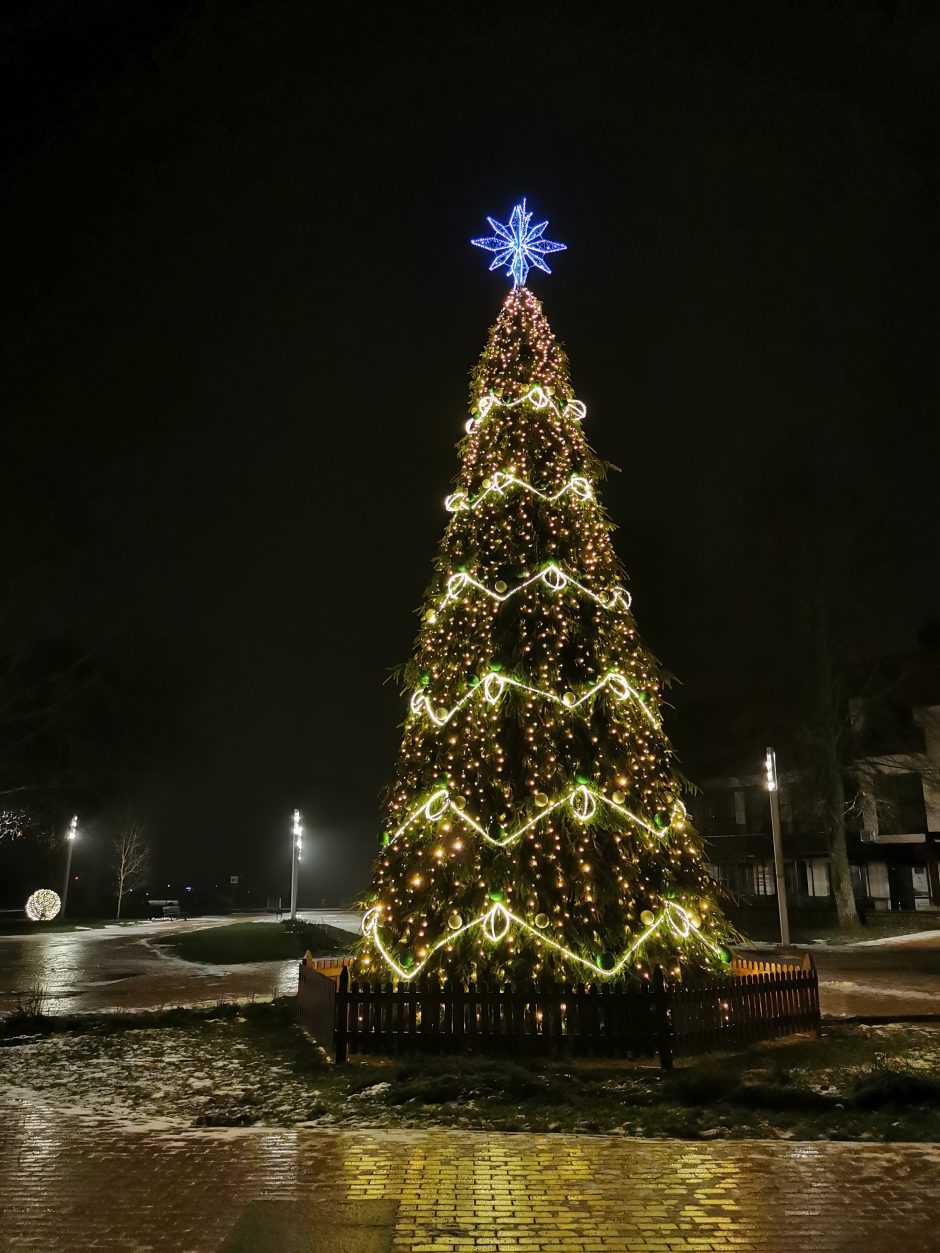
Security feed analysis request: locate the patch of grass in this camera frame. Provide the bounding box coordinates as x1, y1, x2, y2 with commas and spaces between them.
380, 1055, 567, 1106
154, 919, 356, 965
851, 1067, 940, 1109
6, 1005, 940, 1142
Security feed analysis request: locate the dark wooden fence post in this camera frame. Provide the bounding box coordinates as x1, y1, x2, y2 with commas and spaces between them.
652, 965, 673, 1070
335, 966, 349, 1064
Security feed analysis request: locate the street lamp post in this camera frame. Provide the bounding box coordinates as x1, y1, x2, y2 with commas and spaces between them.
290, 809, 303, 921
764, 748, 790, 946
61, 815, 78, 919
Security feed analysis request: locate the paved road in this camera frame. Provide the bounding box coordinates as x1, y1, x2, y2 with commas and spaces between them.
1, 1104, 938, 1252
738, 932, 940, 1017
0, 911, 360, 1015
1, 916, 938, 1018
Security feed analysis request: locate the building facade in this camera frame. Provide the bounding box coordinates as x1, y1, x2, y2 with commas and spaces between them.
694, 698, 940, 914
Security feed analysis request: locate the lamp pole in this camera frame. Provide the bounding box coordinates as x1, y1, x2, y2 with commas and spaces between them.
765, 748, 790, 946
61, 815, 78, 918
290, 809, 303, 921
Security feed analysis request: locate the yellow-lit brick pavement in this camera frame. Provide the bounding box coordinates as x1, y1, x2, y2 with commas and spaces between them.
1, 1102, 938, 1252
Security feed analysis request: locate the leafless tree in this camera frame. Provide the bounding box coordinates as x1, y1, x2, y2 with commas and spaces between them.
112, 818, 150, 919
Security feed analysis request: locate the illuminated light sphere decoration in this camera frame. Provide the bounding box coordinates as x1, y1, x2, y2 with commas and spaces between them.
26, 889, 61, 922
359, 204, 730, 984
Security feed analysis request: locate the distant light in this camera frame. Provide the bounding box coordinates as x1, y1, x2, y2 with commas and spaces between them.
764, 748, 778, 792
67, 815, 78, 842
26, 889, 61, 922
185, 885, 192, 892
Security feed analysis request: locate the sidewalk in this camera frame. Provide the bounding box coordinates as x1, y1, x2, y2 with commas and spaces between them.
2, 1098, 938, 1252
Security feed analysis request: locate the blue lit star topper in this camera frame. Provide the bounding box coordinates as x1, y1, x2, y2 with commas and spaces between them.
471, 199, 566, 287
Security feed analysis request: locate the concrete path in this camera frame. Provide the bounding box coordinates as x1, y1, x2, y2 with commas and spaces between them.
0, 911, 360, 1015
1, 1103, 937, 1252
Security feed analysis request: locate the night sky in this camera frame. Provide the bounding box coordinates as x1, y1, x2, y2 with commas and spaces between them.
3, 1, 937, 905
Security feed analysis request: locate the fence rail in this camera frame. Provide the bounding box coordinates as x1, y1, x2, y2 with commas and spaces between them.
296, 955, 820, 1069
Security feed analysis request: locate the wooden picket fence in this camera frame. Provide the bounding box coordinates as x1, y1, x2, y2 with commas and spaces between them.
297, 953, 820, 1069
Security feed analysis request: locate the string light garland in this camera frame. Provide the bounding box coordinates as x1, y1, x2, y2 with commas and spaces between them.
435, 563, 632, 618
445, 469, 593, 514
464, 387, 586, 435
409, 669, 660, 730
383, 781, 686, 851
361, 267, 731, 985
362, 900, 719, 982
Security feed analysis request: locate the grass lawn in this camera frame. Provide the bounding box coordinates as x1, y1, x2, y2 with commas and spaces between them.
154, 919, 357, 964
2, 1001, 939, 1141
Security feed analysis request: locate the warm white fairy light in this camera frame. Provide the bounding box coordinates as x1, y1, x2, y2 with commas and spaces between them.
364, 283, 727, 985
25, 889, 61, 922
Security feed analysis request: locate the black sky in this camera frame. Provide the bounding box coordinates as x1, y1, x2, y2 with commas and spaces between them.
3, 0, 938, 903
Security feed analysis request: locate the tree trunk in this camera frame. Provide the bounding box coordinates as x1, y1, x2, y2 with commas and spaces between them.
116, 878, 124, 920
822, 736, 858, 927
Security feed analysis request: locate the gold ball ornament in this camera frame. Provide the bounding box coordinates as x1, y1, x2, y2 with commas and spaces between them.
533, 791, 549, 807
562, 691, 577, 707
611, 790, 625, 805
452, 795, 467, 810
534, 913, 549, 929
494, 579, 508, 594
640, 909, 656, 927
447, 913, 463, 930
688, 912, 701, 929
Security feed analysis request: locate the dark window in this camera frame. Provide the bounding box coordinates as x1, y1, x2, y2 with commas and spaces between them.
861, 702, 926, 755
875, 772, 927, 834
696, 789, 740, 836
744, 785, 770, 834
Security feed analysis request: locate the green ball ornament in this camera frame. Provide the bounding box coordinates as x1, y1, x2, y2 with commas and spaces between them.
488, 889, 504, 902
420, 674, 430, 686
381, 833, 390, 847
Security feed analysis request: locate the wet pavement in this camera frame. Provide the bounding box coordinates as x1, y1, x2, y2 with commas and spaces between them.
0, 911, 360, 1015
1, 1106, 938, 1252
0, 915, 938, 1019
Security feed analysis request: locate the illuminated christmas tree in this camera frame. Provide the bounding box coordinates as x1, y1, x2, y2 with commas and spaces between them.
361, 201, 730, 984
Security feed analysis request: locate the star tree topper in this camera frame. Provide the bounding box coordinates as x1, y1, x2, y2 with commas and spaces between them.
472, 198, 566, 287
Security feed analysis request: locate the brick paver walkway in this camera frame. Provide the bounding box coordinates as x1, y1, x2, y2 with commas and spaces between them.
1, 1102, 938, 1252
